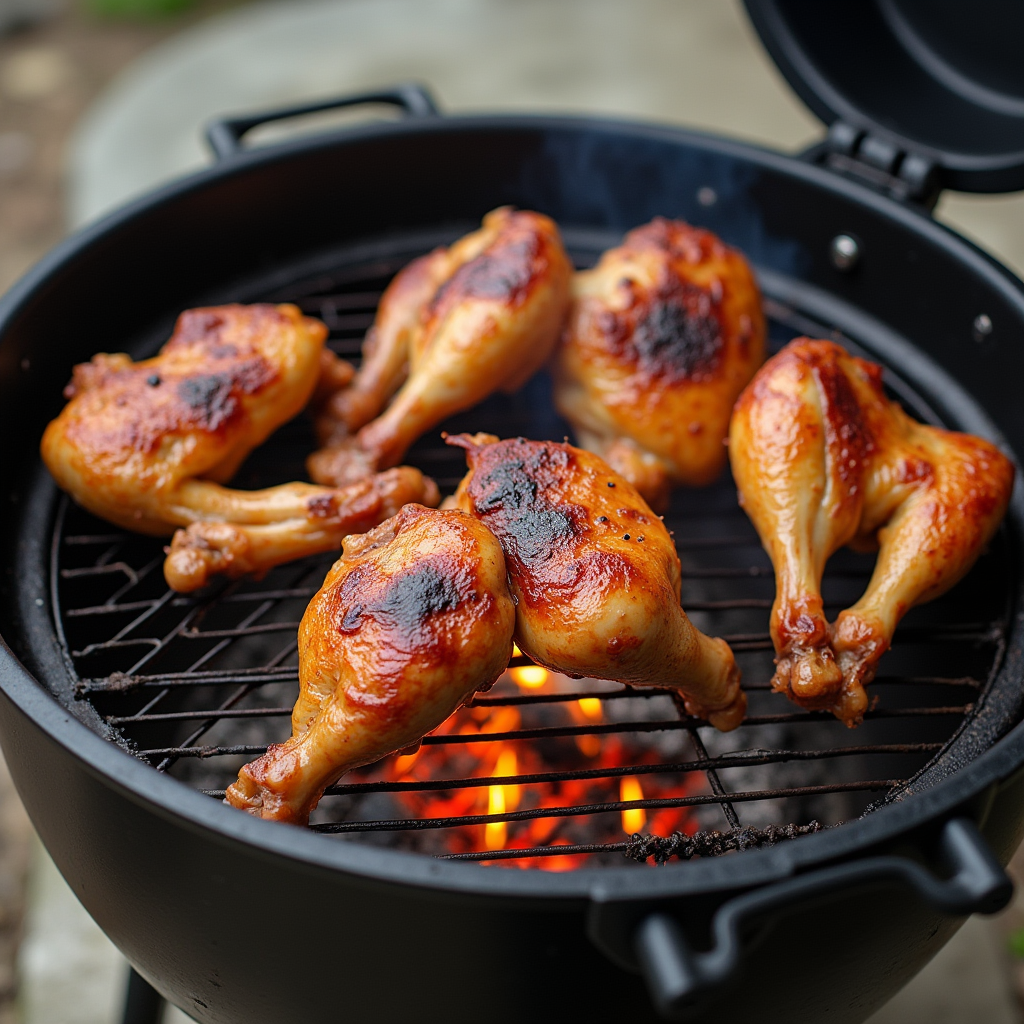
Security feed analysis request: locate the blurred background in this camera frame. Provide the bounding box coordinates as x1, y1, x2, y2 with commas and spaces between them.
1, 1, 1023, 1021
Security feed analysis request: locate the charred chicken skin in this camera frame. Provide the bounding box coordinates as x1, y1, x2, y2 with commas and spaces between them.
730, 339, 1014, 726
308, 207, 573, 485
41, 303, 438, 592
555, 218, 765, 511
447, 434, 745, 730
226, 504, 516, 825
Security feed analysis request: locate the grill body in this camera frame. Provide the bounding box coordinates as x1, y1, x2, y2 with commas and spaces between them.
0, 112, 1023, 1023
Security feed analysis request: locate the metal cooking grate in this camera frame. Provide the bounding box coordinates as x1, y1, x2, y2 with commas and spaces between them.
48, 242, 1013, 869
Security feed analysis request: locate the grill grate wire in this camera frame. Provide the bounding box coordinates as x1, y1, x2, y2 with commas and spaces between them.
48, 245, 1011, 868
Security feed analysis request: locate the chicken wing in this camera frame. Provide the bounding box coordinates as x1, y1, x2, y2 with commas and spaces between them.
555, 218, 765, 511
225, 504, 516, 825
730, 339, 1014, 726
447, 434, 745, 730
41, 303, 438, 591
308, 207, 573, 485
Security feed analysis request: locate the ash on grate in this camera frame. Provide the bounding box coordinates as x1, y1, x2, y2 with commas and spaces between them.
625, 821, 824, 865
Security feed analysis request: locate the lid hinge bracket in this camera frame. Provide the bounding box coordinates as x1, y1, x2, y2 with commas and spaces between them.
803, 122, 940, 210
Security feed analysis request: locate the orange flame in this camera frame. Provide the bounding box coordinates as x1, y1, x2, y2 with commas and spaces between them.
620, 775, 647, 833
575, 697, 603, 757
484, 747, 519, 850
354, 681, 703, 869
510, 666, 548, 690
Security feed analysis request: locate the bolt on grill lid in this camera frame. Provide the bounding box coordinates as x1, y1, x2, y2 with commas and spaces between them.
743, 0, 1024, 195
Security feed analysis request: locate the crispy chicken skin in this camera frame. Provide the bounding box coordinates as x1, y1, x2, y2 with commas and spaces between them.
447, 434, 745, 730
308, 207, 573, 485
41, 303, 438, 591
730, 339, 1014, 726
225, 505, 516, 825
555, 218, 765, 511
163, 467, 438, 592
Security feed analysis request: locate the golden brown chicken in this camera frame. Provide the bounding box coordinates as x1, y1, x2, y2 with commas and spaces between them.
730, 339, 1014, 727
41, 303, 438, 592
555, 218, 765, 511
447, 434, 745, 730
225, 504, 516, 825
308, 207, 573, 485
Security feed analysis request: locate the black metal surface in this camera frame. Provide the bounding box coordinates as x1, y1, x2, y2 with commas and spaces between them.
0, 111, 1022, 1022
205, 81, 439, 161
41, 241, 1012, 869
622, 817, 1013, 1016
743, 0, 1024, 193
121, 968, 163, 1024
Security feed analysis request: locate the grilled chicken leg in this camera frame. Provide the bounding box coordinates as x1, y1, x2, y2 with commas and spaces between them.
447, 434, 745, 730
226, 504, 516, 825
555, 218, 765, 511
308, 208, 573, 485
730, 339, 1014, 726
41, 303, 438, 591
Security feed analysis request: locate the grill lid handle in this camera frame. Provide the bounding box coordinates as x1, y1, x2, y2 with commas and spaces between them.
592, 817, 1012, 1019
204, 82, 440, 161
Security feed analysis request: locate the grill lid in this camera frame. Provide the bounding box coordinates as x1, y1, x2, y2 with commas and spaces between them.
743, 0, 1024, 196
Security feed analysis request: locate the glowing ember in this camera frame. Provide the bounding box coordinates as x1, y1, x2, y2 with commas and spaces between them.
620, 775, 647, 833
346, 676, 702, 869
575, 697, 603, 757
510, 666, 548, 690
393, 748, 421, 776
485, 785, 506, 849
484, 748, 519, 850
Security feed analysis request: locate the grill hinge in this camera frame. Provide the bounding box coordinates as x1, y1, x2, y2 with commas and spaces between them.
803, 122, 940, 211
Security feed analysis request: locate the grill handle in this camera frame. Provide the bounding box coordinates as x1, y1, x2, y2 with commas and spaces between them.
204, 82, 440, 160
592, 817, 1012, 1019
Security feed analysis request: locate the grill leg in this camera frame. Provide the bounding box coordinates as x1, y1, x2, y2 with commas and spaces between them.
122, 967, 165, 1024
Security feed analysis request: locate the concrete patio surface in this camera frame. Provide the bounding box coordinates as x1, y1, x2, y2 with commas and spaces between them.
7, 1, 1024, 1020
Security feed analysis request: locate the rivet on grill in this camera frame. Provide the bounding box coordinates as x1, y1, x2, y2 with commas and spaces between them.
830, 234, 860, 272
973, 314, 993, 343
697, 187, 718, 208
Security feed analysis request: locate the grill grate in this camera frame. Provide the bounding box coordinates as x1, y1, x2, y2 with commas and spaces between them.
49, 242, 1012, 869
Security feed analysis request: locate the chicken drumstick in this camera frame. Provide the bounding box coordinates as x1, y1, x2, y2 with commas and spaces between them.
730, 339, 1014, 726
226, 504, 516, 825
555, 218, 765, 511
447, 434, 745, 730
308, 208, 573, 486
41, 303, 438, 591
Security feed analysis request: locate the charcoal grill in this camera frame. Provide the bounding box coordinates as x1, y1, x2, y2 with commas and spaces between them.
49, 246, 1013, 864
2, 3, 1024, 1022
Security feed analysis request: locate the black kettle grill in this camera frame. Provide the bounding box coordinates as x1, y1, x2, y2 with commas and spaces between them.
1, 3, 1024, 1022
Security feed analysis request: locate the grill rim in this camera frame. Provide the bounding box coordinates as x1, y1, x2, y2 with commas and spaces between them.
1, 111, 1024, 904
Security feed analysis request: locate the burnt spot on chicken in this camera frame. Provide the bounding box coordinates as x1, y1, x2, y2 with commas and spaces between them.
430, 231, 542, 313
635, 290, 722, 378
175, 358, 275, 432
337, 561, 465, 639
457, 437, 590, 575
